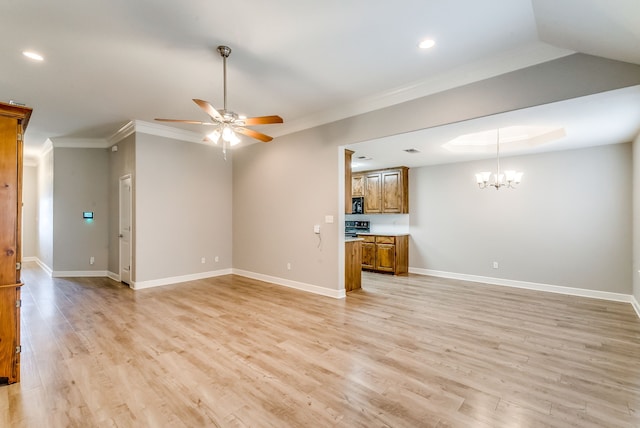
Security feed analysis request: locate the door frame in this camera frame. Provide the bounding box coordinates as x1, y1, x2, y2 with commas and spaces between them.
119, 174, 132, 285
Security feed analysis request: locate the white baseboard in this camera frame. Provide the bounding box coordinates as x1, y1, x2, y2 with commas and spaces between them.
410, 267, 636, 305
53, 270, 109, 278
232, 269, 346, 299
131, 268, 233, 290
107, 271, 121, 282
27, 259, 107, 279
34, 259, 53, 276
631, 296, 640, 319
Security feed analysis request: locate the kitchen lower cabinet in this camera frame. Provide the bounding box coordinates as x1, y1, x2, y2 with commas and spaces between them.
345, 239, 362, 292
361, 238, 376, 270
359, 235, 408, 275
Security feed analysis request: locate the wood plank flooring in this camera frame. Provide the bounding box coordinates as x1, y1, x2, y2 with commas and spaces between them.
2, 263, 640, 427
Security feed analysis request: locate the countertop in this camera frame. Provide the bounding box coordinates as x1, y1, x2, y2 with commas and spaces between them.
345, 237, 365, 242
355, 233, 410, 237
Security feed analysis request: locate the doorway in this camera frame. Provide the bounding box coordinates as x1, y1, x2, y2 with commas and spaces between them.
119, 175, 132, 285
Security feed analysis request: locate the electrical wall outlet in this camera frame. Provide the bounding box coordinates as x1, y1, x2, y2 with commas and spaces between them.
201, 257, 206, 264
287, 263, 292, 270
215, 256, 219, 262
314, 224, 321, 234
493, 261, 499, 269
90, 256, 95, 265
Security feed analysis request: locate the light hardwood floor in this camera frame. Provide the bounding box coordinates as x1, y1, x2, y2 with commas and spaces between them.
2, 263, 640, 427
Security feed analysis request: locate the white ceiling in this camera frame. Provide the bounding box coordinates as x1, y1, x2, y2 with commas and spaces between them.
2, 0, 639, 162
349, 85, 640, 171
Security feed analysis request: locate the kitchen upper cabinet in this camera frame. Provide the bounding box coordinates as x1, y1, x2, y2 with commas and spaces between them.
381, 169, 405, 213
364, 172, 382, 213
352, 174, 365, 197
354, 167, 409, 214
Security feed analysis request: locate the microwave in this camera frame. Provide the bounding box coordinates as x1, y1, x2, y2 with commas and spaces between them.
352, 197, 364, 214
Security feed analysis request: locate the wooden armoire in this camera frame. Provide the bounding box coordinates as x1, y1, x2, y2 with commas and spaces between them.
0, 102, 31, 385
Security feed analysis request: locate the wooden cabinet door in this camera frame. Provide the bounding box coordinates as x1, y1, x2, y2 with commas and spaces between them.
0, 118, 18, 285
376, 243, 396, 272
0, 103, 30, 385
352, 174, 365, 197
361, 242, 376, 270
381, 170, 402, 213
0, 285, 19, 384
364, 172, 382, 213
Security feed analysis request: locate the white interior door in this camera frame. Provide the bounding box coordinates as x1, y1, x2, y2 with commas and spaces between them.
119, 175, 132, 285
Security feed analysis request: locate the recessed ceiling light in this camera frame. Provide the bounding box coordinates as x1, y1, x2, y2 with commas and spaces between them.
418, 39, 436, 49
22, 51, 44, 61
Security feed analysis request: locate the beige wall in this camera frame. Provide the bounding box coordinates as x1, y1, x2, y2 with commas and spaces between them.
52, 147, 110, 272
22, 165, 38, 259
108, 134, 135, 276
232, 129, 342, 291
36, 148, 53, 269
25, 54, 640, 296
233, 54, 640, 295
409, 143, 632, 293
134, 133, 233, 283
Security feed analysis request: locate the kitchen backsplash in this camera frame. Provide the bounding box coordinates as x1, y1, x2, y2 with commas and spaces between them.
345, 214, 410, 234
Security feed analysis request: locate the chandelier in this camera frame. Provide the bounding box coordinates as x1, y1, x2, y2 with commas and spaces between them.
475, 129, 523, 190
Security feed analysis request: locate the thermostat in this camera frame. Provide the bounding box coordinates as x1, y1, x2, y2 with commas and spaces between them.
83, 211, 94, 219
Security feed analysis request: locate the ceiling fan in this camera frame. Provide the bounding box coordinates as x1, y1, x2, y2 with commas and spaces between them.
155, 45, 283, 157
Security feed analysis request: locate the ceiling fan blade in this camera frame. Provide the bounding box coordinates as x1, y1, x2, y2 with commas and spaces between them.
235, 127, 273, 143
155, 118, 215, 125
193, 99, 224, 122
242, 115, 284, 126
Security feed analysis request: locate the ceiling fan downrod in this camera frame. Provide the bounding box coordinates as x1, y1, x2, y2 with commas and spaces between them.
217, 45, 232, 113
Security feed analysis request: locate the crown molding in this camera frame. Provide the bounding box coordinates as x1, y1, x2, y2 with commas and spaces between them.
41, 138, 53, 158
49, 137, 110, 148
108, 120, 204, 145
107, 121, 136, 145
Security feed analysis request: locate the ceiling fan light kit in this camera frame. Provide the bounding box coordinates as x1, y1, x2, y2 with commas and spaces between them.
155, 45, 283, 160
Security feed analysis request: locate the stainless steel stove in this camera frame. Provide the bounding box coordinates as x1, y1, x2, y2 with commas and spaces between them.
345, 220, 370, 237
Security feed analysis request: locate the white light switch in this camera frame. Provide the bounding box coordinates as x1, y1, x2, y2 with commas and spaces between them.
325, 215, 334, 224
